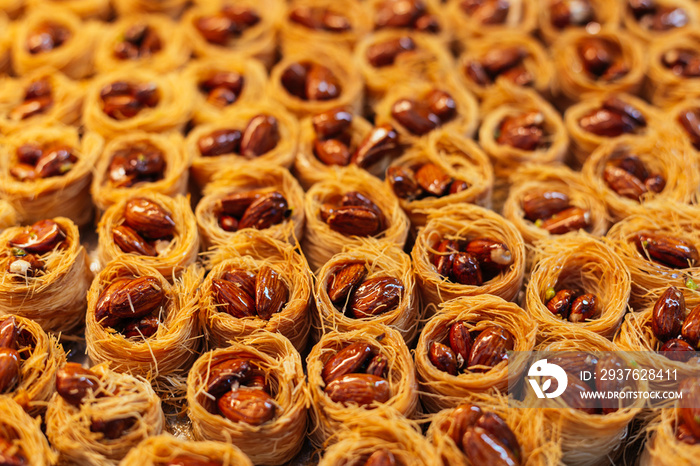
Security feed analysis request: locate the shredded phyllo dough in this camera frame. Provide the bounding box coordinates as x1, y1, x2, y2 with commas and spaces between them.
2, 1, 700, 463
46, 363, 164, 465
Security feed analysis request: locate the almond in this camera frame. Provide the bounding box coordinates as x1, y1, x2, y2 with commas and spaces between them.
0, 317, 19, 350
109, 276, 164, 319
322, 342, 373, 384
568, 293, 598, 323
217, 387, 276, 425
112, 225, 157, 257
682, 304, 700, 348
0, 348, 20, 393
429, 342, 458, 375
312, 107, 353, 139
238, 192, 289, 231
475, 412, 521, 462
326, 206, 383, 237
206, 358, 251, 397
324, 373, 391, 407
467, 327, 514, 371
651, 286, 685, 342
539, 207, 591, 235
350, 277, 403, 318
449, 321, 472, 367
221, 269, 257, 298
351, 124, 399, 169
255, 266, 288, 320
327, 262, 367, 304
212, 279, 256, 318
240, 115, 280, 157
446, 404, 482, 448
414, 163, 451, 197
632, 232, 699, 269
123, 198, 175, 240
521, 190, 570, 222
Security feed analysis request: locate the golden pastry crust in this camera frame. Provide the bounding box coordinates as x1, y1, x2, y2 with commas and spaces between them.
46, 363, 165, 466
0, 315, 66, 417
91, 132, 189, 212
503, 164, 609, 246
302, 166, 409, 271
12, 6, 96, 79
319, 417, 442, 465
0, 397, 58, 466
375, 79, 478, 145
415, 295, 536, 412
565, 92, 661, 165
281, 0, 372, 51
187, 332, 309, 465
525, 232, 631, 341
83, 69, 194, 139
455, 31, 553, 99
355, 30, 456, 104
94, 14, 191, 74
0, 69, 82, 135
538, 0, 621, 45
183, 57, 268, 125
581, 135, 697, 223
182, 0, 281, 68
120, 435, 254, 466
427, 396, 562, 466
195, 163, 305, 249
97, 193, 200, 279
385, 129, 494, 227
307, 325, 419, 447
186, 103, 298, 188
85, 261, 202, 385
201, 230, 313, 352
268, 45, 364, 117
412, 204, 525, 305
293, 110, 374, 190
0, 217, 92, 334
531, 334, 646, 466
553, 28, 646, 103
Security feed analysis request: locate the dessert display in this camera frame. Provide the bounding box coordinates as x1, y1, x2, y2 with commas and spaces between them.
0, 2, 698, 464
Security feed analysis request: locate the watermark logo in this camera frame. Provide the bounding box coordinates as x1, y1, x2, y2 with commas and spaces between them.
527, 359, 567, 399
